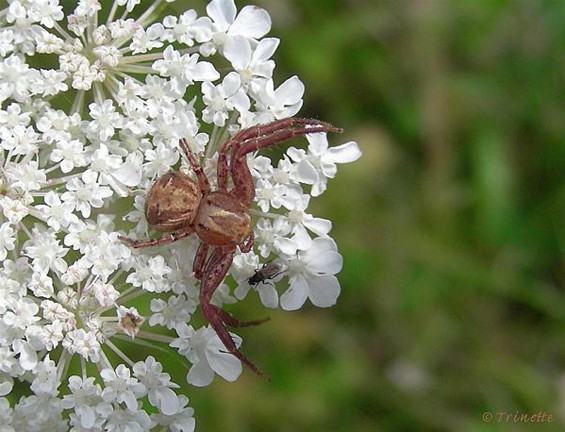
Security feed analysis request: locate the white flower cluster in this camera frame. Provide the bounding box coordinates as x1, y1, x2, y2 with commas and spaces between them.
0, 0, 361, 429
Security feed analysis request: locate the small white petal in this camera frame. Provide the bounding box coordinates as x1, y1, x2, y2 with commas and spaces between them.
310, 179, 328, 197
303, 217, 332, 237
187, 361, 214, 387
150, 387, 180, 415
229, 6, 271, 38
258, 284, 278, 309
308, 275, 341, 307
19, 341, 38, 370
234, 283, 251, 300
113, 160, 142, 187
77, 405, 96, 428
229, 91, 250, 112
207, 342, 243, 382
0, 376, 13, 397
292, 159, 319, 185
207, 0, 236, 29
291, 225, 313, 251
192, 61, 220, 81
320, 162, 338, 179
276, 75, 304, 104
307, 133, 329, 155
304, 238, 343, 274
326, 141, 362, 164
280, 275, 309, 311
253, 38, 279, 63
276, 236, 299, 256
223, 71, 241, 93
224, 36, 251, 70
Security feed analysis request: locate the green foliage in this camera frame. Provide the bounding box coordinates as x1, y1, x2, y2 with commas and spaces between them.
192, 0, 565, 431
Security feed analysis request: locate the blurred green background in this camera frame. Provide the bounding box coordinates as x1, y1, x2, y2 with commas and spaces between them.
190, 0, 565, 431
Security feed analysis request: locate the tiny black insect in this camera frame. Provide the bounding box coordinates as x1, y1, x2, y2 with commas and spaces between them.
248, 262, 284, 287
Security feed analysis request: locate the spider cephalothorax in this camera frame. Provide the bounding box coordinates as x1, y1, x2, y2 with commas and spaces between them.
120, 117, 341, 378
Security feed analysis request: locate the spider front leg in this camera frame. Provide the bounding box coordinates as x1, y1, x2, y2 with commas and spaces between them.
224, 118, 342, 205
179, 138, 211, 195
232, 118, 342, 159
119, 230, 192, 249
199, 245, 269, 379
192, 242, 210, 279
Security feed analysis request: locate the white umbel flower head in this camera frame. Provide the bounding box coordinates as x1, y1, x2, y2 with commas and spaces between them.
0, 0, 360, 430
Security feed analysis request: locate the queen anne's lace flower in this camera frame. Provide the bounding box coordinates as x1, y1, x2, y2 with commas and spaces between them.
0, 0, 361, 429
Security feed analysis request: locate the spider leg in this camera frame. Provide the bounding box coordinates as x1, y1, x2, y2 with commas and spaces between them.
212, 305, 270, 328
119, 231, 191, 248
224, 118, 338, 152
234, 118, 342, 159
192, 242, 209, 280
217, 150, 231, 191
199, 245, 269, 379
179, 138, 211, 195
225, 118, 342, 205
